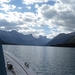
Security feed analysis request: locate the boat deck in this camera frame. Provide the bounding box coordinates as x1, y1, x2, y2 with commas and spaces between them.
4, 52, 37, 75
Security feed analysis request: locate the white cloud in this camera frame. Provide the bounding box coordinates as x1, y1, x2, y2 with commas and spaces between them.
35, 4, 39, 8
58, 0, 75, 4
11, 5, 16, 10
0, 0, 75, 38
0, 10, 47, 37
26, 6, 31, 10
0, 11, 37, 30
0, 26, 5, 30
36, 1, 75, 34
0, 0, 11, 4
18, 7, 22, 10
22, 0, 48, 5
18, 26, 45, 38
47, 32, 59, 39
0, 4, 16, 12
36, 4, 57, 19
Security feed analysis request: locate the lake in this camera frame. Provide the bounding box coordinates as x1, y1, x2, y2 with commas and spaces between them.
2, 45, 75, 75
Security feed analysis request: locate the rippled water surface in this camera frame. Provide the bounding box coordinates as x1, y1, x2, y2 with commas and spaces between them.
3, 45, 75, 75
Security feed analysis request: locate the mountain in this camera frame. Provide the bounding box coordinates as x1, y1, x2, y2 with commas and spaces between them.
65, 35, 75, 44
0, 30, 50, 46
37, 35, 50, 45
54, 35, 75, 47
57, 35, 75, 47
46, 32, 75, 46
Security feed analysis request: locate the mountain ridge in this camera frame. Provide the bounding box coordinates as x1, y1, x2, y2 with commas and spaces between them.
46, 32, 75, 47
0, 30, 50, 46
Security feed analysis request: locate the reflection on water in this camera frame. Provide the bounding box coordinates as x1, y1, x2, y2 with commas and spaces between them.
3, 45, 75, 75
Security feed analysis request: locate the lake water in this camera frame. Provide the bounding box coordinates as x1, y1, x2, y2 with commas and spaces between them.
2, 45, 75, 75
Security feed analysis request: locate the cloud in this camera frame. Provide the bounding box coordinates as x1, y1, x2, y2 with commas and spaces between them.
37, 4, 57, 19
35, 4, 39, 8
26, 6, 31, 10
0, 0, 75, 38
53, 3, 75, 29
0, 11, 37, 30
18, 26, 45, 38
36, 1, 75, 33
22, 0, 49, 5
0, 0, 11, 4
58, 0, 75, 4
0, 11, 47, 37
0, 26, 5, 30
0, 4, 16, 12
0, 12, 23, 31
18, 7, 22, 10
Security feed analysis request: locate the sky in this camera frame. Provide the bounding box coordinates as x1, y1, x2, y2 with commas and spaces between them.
0, 0, 75, 39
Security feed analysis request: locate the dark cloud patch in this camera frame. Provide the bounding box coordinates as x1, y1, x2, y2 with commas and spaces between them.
24, 17, 33, 22
0, 19, 16, 26
0, 19, 18, 30
42, 9, 57, 19
37, 3, 75, 33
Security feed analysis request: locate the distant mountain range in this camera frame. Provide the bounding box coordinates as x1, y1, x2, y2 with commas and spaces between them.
0, 30, 50, 46
1, 30, 75, 47
46, 32, 75, 47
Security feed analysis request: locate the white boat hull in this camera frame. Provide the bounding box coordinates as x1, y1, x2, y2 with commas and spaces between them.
4, 51, 37, 75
